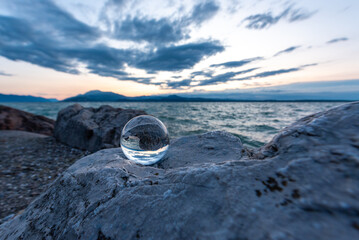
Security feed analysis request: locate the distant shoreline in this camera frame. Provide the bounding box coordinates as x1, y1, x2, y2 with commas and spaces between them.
2, 91, 358, 103
1, 100, 355, 103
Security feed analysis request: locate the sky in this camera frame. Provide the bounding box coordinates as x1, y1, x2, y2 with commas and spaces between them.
0, 0, 358, 100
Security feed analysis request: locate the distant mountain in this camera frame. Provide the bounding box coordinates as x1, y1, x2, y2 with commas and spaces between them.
62, 90, 357, 102
176, 79, 359, 101
62, 90, 127, 102
129, 95, 224, 102
0, 93, 57, 102
62, 91, 223, 102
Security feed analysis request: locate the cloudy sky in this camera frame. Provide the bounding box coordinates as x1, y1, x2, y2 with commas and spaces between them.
0, 0, 358, 99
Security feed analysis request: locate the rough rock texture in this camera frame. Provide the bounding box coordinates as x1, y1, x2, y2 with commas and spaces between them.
0, 105, 55, 136
159, 131, 246, 169
0, 131, 88, 220
1, 102, 359, 239
54, 104, 147, 152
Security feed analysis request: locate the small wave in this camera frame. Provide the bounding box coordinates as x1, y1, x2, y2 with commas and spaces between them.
253, 124, 277, 131
261, 111, 274, 116
158, 116, 176, 121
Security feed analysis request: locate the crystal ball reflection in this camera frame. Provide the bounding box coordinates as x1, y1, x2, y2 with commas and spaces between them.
120, 115, 169, 165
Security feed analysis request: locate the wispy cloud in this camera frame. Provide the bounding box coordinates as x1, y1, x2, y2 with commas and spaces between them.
326, 37, 349, 44
164, 68, 257, 89
210, 57, 263, 68
243, 5, 315, 29
273, 46, 301, 57
0, 71, 12, 76
197, 68, 258, 86
233, 64, 317, 82
166, 63, 317, 88
188, 0, 220, 25
247, 67, 300, 79
197, 67, 299, 86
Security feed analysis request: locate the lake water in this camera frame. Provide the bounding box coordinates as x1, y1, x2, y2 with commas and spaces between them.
4, 102, 345, 148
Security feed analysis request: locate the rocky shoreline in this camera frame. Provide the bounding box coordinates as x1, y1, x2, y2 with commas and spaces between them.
0, 104, 146, 222
0, 102, 359, 239
0, 131, 89, 221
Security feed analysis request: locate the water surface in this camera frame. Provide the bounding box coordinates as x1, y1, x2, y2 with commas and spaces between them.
4, 102, 344, 147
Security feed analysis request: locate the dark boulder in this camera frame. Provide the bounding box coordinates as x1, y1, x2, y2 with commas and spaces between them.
54, 104, 147, 152
0, 105, 54, 136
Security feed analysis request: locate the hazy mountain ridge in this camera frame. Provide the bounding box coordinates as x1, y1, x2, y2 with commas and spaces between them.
62, 92, 216, 102
1, 82, 359, 103
61, 87, 359, 102
0, 94, 57, 102
63, 90, 127, 102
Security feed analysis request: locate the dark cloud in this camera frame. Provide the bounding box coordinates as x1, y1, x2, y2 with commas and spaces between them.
197, 68, 258, 86
0, 16, 79, 73
288, 8, 316, 22
0, 0, 110, 75
4, 0, 99, 42
86, 68, 157, 85
210, 57, 263, 68
166, 79, 192, 89
326, 37, 349, 44
112, 0, 219, 46
243, 12, 285, 29
274, 46, 300, 56
165, 63, 318, 88
249, 68, 300, 78
165, 68, 257, 89
135, 41, 224, 72
0, 71, 12, 76
114, 17, 188, 45
191, 70, 214, 78
106, 0, 125, 6
0, 15, 133, 74
243, 6, 315, 29
0, 0, 225, 83
0, 14, 224, 75
0, 16, 35, 47
119, 77, 161, 85
88, 67, 129, 78
189, 0, 220, 25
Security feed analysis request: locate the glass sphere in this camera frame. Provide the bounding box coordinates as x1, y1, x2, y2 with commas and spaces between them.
120, 115, 169, 165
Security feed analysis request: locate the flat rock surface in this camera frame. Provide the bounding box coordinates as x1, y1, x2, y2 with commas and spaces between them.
1, 102, 359, 239
0, 105, 55, 136
0, 130, 88, 221
54, 104, 147, 152
159, 131, 246, 169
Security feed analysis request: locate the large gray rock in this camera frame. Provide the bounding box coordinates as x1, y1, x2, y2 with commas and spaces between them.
54, 104, 147, 152
1, 102, 359, 239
